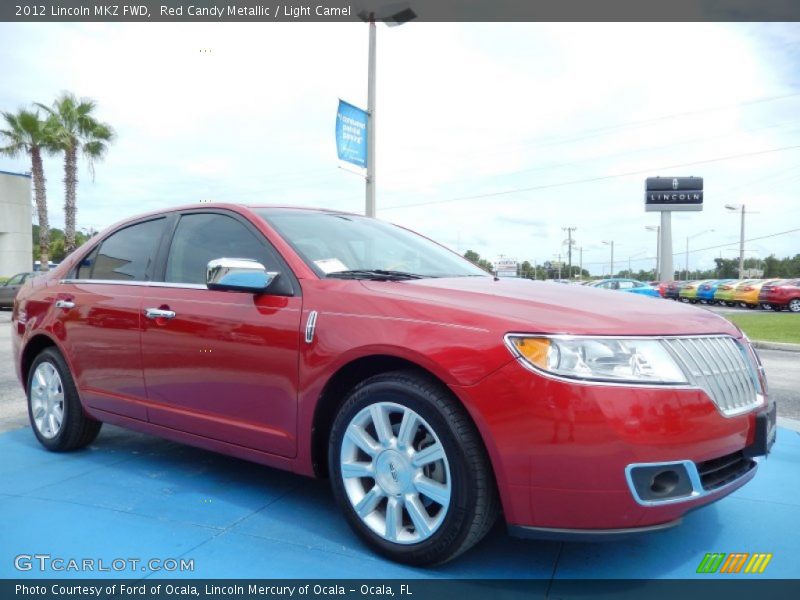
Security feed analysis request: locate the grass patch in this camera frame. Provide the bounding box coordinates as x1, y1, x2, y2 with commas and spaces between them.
726, 312, 800, 344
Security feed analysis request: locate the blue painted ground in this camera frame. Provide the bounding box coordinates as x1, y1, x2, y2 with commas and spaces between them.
0, 425, 797, 580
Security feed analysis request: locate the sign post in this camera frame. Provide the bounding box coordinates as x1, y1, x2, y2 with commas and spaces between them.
645, 177, 704, 282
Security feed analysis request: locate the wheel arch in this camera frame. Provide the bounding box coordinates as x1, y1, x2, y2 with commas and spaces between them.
19, 333, 60, 393
309, 354, 496, 488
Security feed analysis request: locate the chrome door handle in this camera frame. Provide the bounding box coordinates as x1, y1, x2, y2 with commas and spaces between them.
144, 307, 176, 320
55, 300, 75, 309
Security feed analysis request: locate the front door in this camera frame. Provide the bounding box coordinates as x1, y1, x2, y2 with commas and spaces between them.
140, 211, 302, 458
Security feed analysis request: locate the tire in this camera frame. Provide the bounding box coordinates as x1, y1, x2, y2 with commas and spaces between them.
789, 298, 800, 313
761, 303, 774, 311
746, 303, 757, 310
328, 371, 499, 566
27, 347, 102, 451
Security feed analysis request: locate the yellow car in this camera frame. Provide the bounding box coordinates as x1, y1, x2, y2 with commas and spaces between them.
733, 279, 781, 309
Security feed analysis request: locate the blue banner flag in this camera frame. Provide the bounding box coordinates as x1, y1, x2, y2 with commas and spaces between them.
336, 99, 368, 168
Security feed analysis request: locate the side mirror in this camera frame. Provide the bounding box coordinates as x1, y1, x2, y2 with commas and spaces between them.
206, 258, 278, 293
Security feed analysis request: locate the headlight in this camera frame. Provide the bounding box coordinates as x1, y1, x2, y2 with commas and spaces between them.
505, 335, 688, 384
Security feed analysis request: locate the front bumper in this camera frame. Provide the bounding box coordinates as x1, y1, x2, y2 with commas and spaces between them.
451, 357, 773, 532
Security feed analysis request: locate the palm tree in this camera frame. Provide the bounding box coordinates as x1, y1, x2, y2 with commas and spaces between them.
39, 93, 114, 254
1, 109, 56, 271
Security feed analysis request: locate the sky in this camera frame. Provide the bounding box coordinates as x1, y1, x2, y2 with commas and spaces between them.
1, 22, 799, 276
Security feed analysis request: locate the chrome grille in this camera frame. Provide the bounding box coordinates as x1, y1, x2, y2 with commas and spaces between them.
662, 336, 762, 417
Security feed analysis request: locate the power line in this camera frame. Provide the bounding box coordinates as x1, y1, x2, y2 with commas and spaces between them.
382, 144, 800, 211
580, 227, 800, 266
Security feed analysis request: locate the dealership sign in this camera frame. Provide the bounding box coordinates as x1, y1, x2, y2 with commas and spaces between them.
335, 99, 368, 168
645, 176, 703, 212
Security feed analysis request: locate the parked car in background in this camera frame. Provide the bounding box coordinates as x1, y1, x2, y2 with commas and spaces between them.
663, 281, 686, 300
32, 261, 59, 272
697, 280, 734, 304
10, 204, 774, 565
0, 272, 38, 308
588, 278, 660, 297
652, 281, 670, 298
679, 280, 713, 303
734, 279, 782, 310
759, 279, 800, 312
714, 280, 755, 306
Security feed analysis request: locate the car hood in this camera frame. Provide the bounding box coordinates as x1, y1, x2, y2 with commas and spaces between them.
362, 277, 740, 337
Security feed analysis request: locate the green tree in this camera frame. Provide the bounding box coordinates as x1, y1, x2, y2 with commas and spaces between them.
38, 93, 114, 254
463, 250, 495, 274
1, 109, 57, 271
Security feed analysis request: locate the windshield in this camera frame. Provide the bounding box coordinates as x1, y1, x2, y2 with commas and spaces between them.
256, 210, 488, 279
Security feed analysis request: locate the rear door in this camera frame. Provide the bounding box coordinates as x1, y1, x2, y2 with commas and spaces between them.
140, 210, 302, 457
57, 217, 168, 420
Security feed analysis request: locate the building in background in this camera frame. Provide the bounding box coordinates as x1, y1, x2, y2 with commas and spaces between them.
0, 170, 32, 276
493, 255, 518, 278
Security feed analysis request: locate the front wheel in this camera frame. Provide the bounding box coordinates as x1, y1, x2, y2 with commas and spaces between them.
27, 348, 102, 451
789, 298, 800, 313
328, 371, 498, 565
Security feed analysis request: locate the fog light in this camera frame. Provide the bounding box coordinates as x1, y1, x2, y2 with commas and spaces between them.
650, 470, 680, 496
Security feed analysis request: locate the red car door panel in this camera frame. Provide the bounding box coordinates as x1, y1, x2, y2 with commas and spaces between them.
139, 211, 302, 458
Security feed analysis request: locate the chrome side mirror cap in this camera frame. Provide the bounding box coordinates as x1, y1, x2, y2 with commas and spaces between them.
206, 258, 278, 293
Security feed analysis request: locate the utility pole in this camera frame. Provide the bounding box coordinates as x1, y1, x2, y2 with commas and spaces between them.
602, 240, 614, 278
578, 247, 583, 280
563, 226, 576, 278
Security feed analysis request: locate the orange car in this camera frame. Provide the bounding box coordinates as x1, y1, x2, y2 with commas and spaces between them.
733, 279, 782, 309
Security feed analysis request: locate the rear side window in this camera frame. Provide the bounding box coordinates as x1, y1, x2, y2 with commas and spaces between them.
90, 218, 166, 281
165, 213, 278, 285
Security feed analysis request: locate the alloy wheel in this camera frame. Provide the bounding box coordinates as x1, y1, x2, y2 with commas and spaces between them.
789, 298, 800, 313
339, 402, 451, 545
30, 362, 65, 439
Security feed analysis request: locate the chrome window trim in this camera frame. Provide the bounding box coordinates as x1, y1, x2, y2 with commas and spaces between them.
625, 458, 758, 507
503, 333, 765, 417
60, 279, 206, 290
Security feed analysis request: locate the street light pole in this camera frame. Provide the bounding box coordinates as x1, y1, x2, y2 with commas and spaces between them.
358, 5, 416, 218
685, 229, 714, 280
645, 225, 660, 279
365, 15, 377, 218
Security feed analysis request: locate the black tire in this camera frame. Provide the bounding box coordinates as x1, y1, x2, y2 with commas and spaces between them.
328, 371, 499, 566
27, 347, 102, 451
761, 303, 774, 311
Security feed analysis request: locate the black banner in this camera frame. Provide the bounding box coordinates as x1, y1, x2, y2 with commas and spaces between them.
3, 0, 800, 22
4, 580, 800, 600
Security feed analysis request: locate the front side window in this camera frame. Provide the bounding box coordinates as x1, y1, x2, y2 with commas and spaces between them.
165, 213, 277, 285
6, 274, 25, 285
618, 281, 635, 289
90, 218, 166, 281
258, 210, 487, 279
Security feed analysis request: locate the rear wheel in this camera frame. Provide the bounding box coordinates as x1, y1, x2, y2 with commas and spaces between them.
329, 371, 498, 565
27, 348, 102, 451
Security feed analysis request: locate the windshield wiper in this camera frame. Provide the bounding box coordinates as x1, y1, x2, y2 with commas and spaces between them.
326, 269, 424, 281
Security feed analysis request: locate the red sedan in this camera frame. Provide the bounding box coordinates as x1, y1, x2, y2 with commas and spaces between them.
11, 205, 775, 565
759, 279, 800, 312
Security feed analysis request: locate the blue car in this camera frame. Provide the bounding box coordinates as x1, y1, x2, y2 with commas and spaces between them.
588, 278, 661, 297
696, 279, 734, 304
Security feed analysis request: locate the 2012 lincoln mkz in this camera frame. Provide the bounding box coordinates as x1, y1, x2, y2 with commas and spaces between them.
11, 205, 776, 565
